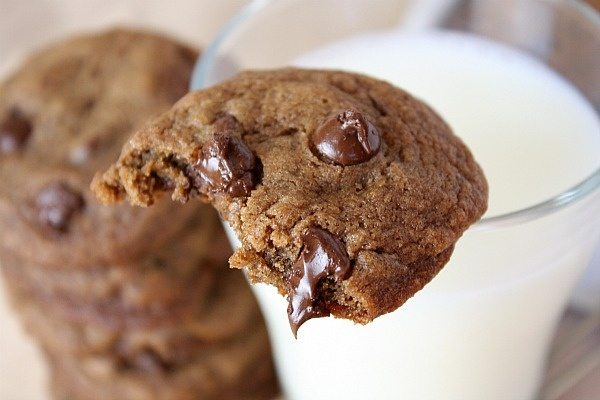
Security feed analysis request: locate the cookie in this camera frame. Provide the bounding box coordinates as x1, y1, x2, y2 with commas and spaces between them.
0, 206, 229, 330
0, 28, 198, 267
47, 323, 278, 400
0, 28, 280, 398
7, 266, 279, 400
2, 206, 279, 399
93, 68, 488, 334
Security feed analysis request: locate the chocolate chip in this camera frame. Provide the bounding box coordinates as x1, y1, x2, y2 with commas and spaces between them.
70, 137, 101, 164
287, 227, 352, 336
0, 110, 32, 154
116, 347, 174, 374
312, 109, 380, 166
187, 133, 257, 197
36, 182, 85, 233
132, 349, 173, 374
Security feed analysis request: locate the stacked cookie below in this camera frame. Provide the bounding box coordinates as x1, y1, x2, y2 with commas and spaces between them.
0, 29, 278, 399
2, 209, 277, 400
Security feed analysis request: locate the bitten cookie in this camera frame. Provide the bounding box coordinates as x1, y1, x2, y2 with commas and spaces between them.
0, 28, 198, 267
93, 68, 488, 334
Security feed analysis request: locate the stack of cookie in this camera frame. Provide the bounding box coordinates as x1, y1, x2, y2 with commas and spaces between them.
0, 29, 278, 399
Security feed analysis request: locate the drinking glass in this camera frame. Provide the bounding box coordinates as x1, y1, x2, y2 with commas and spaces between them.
193, 1, 600, 399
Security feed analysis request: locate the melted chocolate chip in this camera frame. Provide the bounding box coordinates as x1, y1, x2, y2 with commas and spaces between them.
187, 133, 257, 197
312, 109, 380, 166
36, 182, 85, 233
287, 227, 352, 336
0, 110, 32, 154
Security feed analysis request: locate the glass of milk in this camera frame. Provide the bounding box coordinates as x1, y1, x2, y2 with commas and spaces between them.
0, 3, 247, 400
192, 1, 600, 399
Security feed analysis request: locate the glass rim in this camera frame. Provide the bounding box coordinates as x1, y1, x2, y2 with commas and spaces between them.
193, 0, 600, 231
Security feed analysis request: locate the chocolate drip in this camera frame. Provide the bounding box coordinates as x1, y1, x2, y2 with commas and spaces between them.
287, 227, 351, 336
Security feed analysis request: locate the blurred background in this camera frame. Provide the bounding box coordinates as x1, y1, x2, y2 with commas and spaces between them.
0, 1, 599, 399
0, 0, 245, 77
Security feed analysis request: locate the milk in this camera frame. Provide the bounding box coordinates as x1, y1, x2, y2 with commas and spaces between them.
295, 30, 600, 219
239, 30, 600, 400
